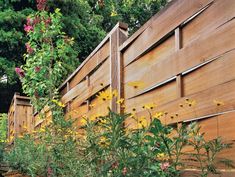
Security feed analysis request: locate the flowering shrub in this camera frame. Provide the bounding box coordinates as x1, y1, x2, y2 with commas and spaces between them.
16, 1, 78, 111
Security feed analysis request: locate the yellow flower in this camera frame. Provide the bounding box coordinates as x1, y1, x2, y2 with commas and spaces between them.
39, 128, 45, 133
142, 103, 156, 110
18, 135, 24, 138
89, 103, 96, 109
98, 117, 107, 124
154, 112, 164, 119
90, 114, 102, 121
98, 136, 110, 147
130, 112, 136, 119
156, 153, 168, 161
127, 81, 145, 89
112, 89, 118, 97
110, 10, 118, 17
188, 132, 194, 137
116, 98, 124, 104
213, 99, 224, 106
52, 99, 65, 107
80, 118, 87, 126
179, 103, 184, 108
185, 99, 196, 107
138, 116, 148, 128
97, 90, 113, 102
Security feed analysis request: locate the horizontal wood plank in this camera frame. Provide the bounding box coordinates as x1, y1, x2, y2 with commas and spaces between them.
123, 0, 214, 66
69, 41, 110, 89
182, 0, 235, 47
126, 79, 235, 126
124, 19, 235, 99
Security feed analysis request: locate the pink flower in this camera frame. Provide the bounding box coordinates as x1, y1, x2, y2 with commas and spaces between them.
35, 66, 41, 72
111, 161, 119, 169
122, 167, 127, 176
24, 25, 33, 33
15, 67, 25, 78
44, 18, 51, 25
33, 16, 41, 25
36, 0, 47, 11
47, 166, 53, 177
25, 43, 34, 54
26, 17, 33, 26
160, 162, 170, 171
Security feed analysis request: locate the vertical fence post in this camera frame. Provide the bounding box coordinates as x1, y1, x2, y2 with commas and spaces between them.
66, 82, 71, 112
110, 22, 128, 113
175, 27, 182, 129
175, 27, 183, 98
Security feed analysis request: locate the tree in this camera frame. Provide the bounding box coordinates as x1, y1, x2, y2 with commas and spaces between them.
0, 0, 168, 113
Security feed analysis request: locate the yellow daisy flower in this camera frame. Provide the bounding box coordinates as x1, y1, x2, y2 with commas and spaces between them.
97, 90, 112, 102
137, 116, 148, 128
185, 98, 196, 107
213, 99, 225, 106
116, 98, 124, 104
127, 81, 145, 89
154, 112, 164, 119
52, 99, 65, 107
142, 103, 156, 110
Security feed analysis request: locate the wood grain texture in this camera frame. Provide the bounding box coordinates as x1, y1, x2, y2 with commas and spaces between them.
122, 0, 214, 66
182, 0, 235, 47
124, 19, 235, 99
69, 41, 110, 89
133, 79, 235, 125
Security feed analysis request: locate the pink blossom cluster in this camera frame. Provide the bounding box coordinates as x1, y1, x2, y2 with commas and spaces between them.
25, 43, 34, 54
24, 17, 34, 33
36, 0, 47, 11
35, 66, 41, 72
160, 162, 170, 171
15, 67, 25, 78
47, 167, 53, 177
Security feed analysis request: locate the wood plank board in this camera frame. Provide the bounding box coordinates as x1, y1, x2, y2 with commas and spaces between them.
124, 19, 235, 99
182, 0, 235, 47
62, 58, 110, 104
122, 0, 214, 66
125, 80, 177, 113
69, 41, 110, 89
67, 59, 111, 108
183, 50, 235, 96
126, 79, 235, 125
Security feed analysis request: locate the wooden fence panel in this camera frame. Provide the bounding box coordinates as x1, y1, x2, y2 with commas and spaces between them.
7, 93, 33, 143
123, 0, 214, 66
7, 0, 235, 174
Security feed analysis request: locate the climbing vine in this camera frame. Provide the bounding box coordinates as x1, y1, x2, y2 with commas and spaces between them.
16, 1, 78, 111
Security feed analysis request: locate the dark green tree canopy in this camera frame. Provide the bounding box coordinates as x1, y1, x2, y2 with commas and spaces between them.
0, 0, 168, 113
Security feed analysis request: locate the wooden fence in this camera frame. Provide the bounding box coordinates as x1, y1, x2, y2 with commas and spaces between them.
7, 93, 33, 143
7, 0, 235, 175
58, 0, 235, 174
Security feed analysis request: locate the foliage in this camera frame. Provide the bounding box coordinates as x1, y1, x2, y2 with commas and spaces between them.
4, 108, 232, 177
77, 109, 232, 177
17, 5, 78, 111
0, 0, 168, 113
90, 0, 168, 33
0, 113, 7, 163
4, 113, 83, 177
0, 113, 7, 143
4, 135, 48, 177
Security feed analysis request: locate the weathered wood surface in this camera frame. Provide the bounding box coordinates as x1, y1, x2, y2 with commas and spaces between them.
7, 93, 33, 143
7, 0, 235, 174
